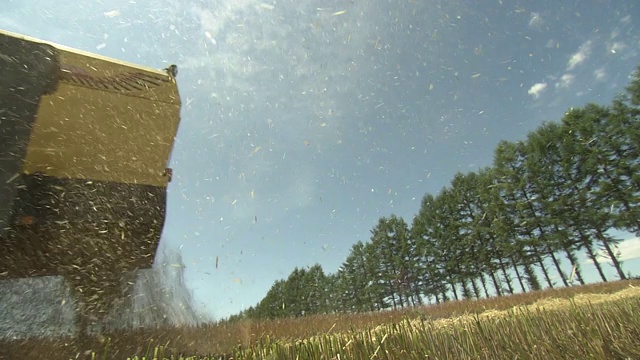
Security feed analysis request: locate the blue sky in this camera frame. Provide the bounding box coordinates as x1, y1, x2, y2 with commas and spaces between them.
2, 0, 639, 320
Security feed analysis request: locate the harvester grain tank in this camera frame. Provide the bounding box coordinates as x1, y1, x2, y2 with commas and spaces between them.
0, 29, 182, 334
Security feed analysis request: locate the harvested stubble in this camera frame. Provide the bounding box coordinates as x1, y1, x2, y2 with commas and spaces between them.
121, 285, 640, 360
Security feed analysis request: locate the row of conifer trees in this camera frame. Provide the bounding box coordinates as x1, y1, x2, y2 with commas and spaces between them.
226, 66, 640, 321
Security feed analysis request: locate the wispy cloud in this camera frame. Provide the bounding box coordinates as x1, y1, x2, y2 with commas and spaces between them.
528, 12, 544, 29
555, 73, 575, 88
607, 41, 627, 54
582, 237, 640, 265
594, 68, 607, 81
527, 82, 548, 98
567, 40, 592, 70
618, 237, 640, 261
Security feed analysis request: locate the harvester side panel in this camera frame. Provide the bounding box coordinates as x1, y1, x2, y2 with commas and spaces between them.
0, 34, 60, 238
0, 29, 182, 322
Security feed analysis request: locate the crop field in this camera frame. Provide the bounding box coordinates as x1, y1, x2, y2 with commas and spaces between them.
1, 279, 639, 360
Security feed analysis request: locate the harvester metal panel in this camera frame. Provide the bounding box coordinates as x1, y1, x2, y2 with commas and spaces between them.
0, 29, 182, 311
3, 29, 182, 187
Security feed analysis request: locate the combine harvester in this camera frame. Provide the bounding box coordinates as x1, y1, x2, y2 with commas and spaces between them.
0, 29, 182, 337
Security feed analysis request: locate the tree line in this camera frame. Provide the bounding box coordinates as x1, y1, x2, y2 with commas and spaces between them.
225, 66, 640, 322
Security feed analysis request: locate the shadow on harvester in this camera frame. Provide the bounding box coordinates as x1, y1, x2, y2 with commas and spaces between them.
0, 29, 189, 353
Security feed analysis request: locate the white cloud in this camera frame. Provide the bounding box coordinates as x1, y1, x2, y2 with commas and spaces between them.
582, 237, 640, 265
594, 68, 607, 81
608, 41, 627, 54
528, 12, 544, 29
555, 73, 575, 88
618, 237, 640, 261
567, 40, 592, 70
610, 29, 620, 40
527, 82, 548, 98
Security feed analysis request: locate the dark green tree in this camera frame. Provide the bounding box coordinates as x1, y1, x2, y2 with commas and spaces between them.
557, 106, 629, 280
524, 123, 591, 285
303, 264, 329, 315
602, 100, 640, 235
369, 215, 415, 308
412, 194, 449, 303
477, 167, 523, 294
450, 170, 507, 297
363, 241, 391, 310
336, 241, 376, 312
493, 140, 548, 290
428, 189, 469, 301
254, 279, 287, 319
